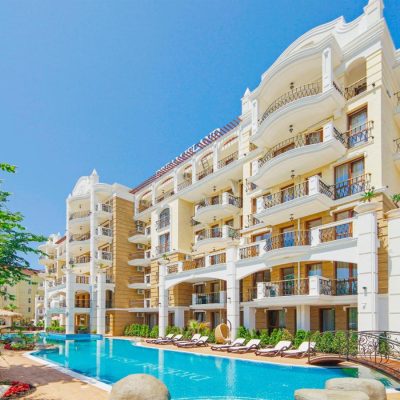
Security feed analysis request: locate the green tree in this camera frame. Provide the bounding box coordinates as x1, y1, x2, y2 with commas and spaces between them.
0, 163, 46, 300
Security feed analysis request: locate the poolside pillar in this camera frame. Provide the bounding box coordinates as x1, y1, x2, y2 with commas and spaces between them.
158, 260, 168, 338
243, 306, 255, 330
296, 305, 310, 331
96, 271, 106, 335
387, 209, 400, 331
65, 268, 75, 334
226, 244, 240, 339
354, 202, 379, 331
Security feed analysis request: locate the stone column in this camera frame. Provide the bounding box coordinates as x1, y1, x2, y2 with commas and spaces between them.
44, 281, 50, 329
65, 269, 75, 334
226, 244, 239, 339
158, 261, 168, 338
251, 99, 258, 134
89, 184, 97, 332
296, 305, 311, 331
354, 202, 380, 331
322, 47, 333, 92
212, 143, 219, 172
96, 271, 106, 335
387, 209, 400, 331
174, 308, 185, 328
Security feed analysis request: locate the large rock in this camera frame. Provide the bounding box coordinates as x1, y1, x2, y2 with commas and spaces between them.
295, 389, 369, 400
326, 378, 386, 400
109, 374, 171, 400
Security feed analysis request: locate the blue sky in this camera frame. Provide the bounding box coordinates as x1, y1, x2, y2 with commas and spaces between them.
1, 0, 399, 268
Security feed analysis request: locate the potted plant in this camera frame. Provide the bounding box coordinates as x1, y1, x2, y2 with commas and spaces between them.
361, 187, 376, 203
392, 193, 400, 207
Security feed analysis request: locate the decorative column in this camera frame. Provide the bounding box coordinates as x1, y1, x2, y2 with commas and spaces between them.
354, 202, 380, 331
65, 269, 75, 334
89, 182, 97, 332
322, 47, 333, 92
226, 244, 239, 339
296, 305, 311, 331
212, 143, 219, 172
387, 209, 400, 331
322, 121, 334, 142
251, 99, 258, 134
174, 308, 185, 328
44, 281, 51, 329
243, 306, 255, 330
96, 271, 106, 335
158, 260, 168, 338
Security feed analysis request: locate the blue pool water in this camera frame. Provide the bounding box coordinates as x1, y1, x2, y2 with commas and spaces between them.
32, 338, 399, 400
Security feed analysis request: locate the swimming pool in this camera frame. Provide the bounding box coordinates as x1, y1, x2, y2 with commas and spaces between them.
32, 338, 399, 400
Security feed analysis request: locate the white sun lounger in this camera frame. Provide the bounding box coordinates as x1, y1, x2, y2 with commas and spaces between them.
227, 339, 261, 353
255, 340, 292, 356
211, 338, 246, 351
281, 341, 316, 358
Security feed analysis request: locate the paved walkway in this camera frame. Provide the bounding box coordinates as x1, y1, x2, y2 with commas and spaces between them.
0, 350, 108, 400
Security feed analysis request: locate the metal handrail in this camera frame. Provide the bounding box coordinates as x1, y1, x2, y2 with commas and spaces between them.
344, 76, 367, 100
209, 252, 226, 265
247, 278, 310, 301
69, 210, 90, 220
262, 181, 309, 209
156, 217, 170, 230
197, 194, 242, 209
69, 233, 90, 242
177, 179, 191, 191
239, 243, 261, 259
156, 243, 170, 255
192, 291, 226, 305
218, 151, 239, 169
319, 222, 353, 243
196, 166, 214, 181
264, 231, 310, 251
259, 80, 322, 125
155, 189, 174, 204
70, 256, 91, 264
344, 120, 374, 148
330, 173, 370, 200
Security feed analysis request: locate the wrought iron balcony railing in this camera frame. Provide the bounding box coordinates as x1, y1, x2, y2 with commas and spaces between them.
196, 166, 214, 181
69, 211, 90, 220
217, 151, 239, 169
156, 217, 170, 231
264, 231, 310, 252
344, 76, 367, 100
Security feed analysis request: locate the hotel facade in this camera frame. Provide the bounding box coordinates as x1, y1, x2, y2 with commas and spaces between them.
39, 0, 400, 337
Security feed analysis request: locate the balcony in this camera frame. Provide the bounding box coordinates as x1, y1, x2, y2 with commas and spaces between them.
191, 291, 226, 308
167, 257, 206, 275
155, 189, 175, 205
128, 222, 151, 244
244, 276, 357, 305
344, 76, 367, 100
70, 255, 90, 274
254, 178, 333, 225
156, 217, 170, 231
196, 166, 214, 181
138, 199, 153, 214
252, 80, 345, 148
194, 193, 242, 224
96, 227, 113, 244
69, 233, 90, 252
128, 250, 151, 267
39, 254, 55, 266
194, 226, 240, 252
48, 299, 66, 312
69, 210, 90, 222
129, 298, 156, 311
75, 299, 91, 308
95, 203, 112, 214
48, 276, 66, 291
249, 126, 347, 189
155, 243, 170, 257
218, 151, 239, 169
96, 250, 112, 264
128, 274, 151, 290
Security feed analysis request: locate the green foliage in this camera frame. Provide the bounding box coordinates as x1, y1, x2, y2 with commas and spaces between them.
294, 330, 311, 348
0, 163, 47, 300
332, 331, 347, 354
166, 326, 181, 335
259, 329, 269, 347
237, 326, 251, 341
392, 194, 400, 207
149, 325, 159, 338
316, 331, 335, 353
361, 187, 376, 203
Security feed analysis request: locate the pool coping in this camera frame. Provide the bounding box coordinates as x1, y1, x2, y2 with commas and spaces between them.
25, 337, 400, 395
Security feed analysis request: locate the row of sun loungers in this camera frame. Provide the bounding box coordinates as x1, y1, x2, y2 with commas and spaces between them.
146, 334, 316, 358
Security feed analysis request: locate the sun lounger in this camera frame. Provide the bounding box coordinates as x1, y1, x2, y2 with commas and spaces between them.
158, 334, 183, 345
255, 340, 292, 356
281, 341, 316, 358
173, 333, 201, 346
227, 339, 261, 353
176, 336, 209, 348
211, 338, 246, 351
146, 333, 173, 344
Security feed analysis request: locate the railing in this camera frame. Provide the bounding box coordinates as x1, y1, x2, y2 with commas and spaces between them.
105, 300, 113, 308
129, 251, 145, 260
239, 243, 261, 259
166, 257, 206, 274
264, 231, 310, 252
331, 174, 370, 200
196, 226, 240, 241
69, 210, 90, 220
177, 179, 191, 191
156, 217, 170, 231
75, 299, 90, 308
209, 252, 226, 265
345, 121, 374, 148
155, 189, 174, 204
132, 221, 145, 234
262, 181, 309, 209
247, 215, 262, 227
192, 291, 226, 305
96, 203, 112, 213
69, 233, 90, 242
319, 277, 358, 296
394, 138, 400, 153
259, 80, 322, 125
70, 256, 90, 265
156, 243, 170, 255
319, 222, 353, 243
344, 76, 367, 100
48, 276, 66, 288
138, 200, 152, 213
258, 131, 323, 168
47, 267, 57, 274
76, 275, 89, 284
196, 166, 213, 181
218, 151, 238, 169
247, 278, 310, 301
97, 227, 112, 237
36, 296, 44, 301
196, 193, 242, 209
245, 180, 257, 192
105, 275, 114, 283
48, 300, 66, 309
308, 330, 400, 380
96, 250, 112, 261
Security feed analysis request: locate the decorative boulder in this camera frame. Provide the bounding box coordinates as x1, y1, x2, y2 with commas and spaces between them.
326, 378, 386, 400
109, 374, 171, 400
295, 389, 369, 400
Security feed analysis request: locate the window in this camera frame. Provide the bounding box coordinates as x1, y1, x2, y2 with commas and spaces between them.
281, 184, 295, 203
268, 310, 286, 332
348, 107, 368, 147
335, 262, 357, 295
28, 298, 31, 304
306, 218, 322, 230
194, 311, 205, 323
28, 307, 31, 313
158, 233, 170, 252
347, 307, 358, 330
281, 226, 295, 247
252, 270, 271, 285
252, 232, 271, 242
334, 159, 365, 199
281, 267, 295, 295
321, 308, 335, 332
306, 129, 323, 145
307, 263, 322, 277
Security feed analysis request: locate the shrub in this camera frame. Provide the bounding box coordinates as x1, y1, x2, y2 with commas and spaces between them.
149, 325, 159, 338
332, 331, 347, 354
259, 329, 269, 347
317, 331, 335, 353
294, 329, 311, 348
166, 326, 181, 335
237, 326, 251, 341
